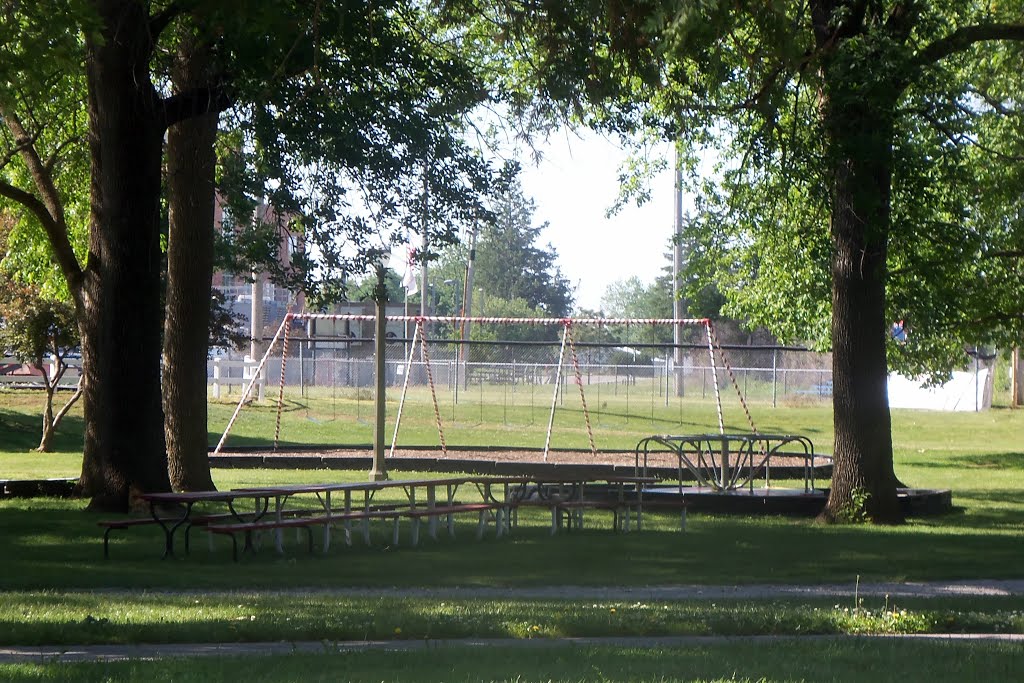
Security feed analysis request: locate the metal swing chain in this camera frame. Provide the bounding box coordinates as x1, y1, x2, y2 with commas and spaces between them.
565, 321, 597, 456
417, 318, 448, 455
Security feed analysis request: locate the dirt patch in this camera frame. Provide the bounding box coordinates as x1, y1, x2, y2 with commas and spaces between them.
279, 447, 828, 471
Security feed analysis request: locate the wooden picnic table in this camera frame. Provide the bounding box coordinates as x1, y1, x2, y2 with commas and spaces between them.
232, 476, 489, 553
108, 474, 680, 561
133, 488, 278, 558
485, 474, 665, 533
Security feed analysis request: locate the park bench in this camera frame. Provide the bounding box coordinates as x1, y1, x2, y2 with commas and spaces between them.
205, 508, 405, 560
98, 517, 178, 559
205, 514, 330, 561
399, 501, 501, 545
206, 501, 509, 560
98, 507, 326, 558
512, 493, 687, 534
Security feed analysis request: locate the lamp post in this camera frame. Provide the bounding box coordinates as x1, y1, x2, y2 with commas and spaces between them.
444, 278, 464, 396
370, 257, 389, 481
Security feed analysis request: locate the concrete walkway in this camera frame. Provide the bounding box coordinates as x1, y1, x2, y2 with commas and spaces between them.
96, 578, 1024, 601
3, 634, 1024, 664
268, 578, 1024, 601
4, 580, 1023, 664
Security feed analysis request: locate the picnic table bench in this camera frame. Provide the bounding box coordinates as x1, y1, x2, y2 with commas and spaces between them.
99, 478, 515, 561
101, 474, 685, 561
500, 475, 681, 534
99, 489, 275, 558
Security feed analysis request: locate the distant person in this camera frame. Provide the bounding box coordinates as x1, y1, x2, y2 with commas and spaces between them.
891, 319, 908, 343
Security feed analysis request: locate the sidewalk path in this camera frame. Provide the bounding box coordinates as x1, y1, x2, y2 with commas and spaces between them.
118, 578, 1024, 601
3, 634, 1024, 664
284, 579, 1024, 601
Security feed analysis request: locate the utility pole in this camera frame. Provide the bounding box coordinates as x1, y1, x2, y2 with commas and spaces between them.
461, 224, 477, 389
672, 142, 686, 397
418, 159, 430, 386
249, 272, 264, 362
370, 260, 389, 481
420, 160, 430, 323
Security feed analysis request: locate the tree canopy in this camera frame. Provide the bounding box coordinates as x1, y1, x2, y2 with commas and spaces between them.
432, 178, 574, 321
2, 1, 1021, 521
467, 0, 1024, 521
472, 179, 574, 317
0, 0, 517, 509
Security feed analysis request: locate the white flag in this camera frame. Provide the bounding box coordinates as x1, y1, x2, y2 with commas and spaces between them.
401, 244, 419, 296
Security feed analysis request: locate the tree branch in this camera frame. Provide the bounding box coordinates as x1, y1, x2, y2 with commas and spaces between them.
0, 105, 83, 288
43, 137, 83, 175
149, 2, 186, 42
914, 23, 1024, 67
161, 85, 233, 128
966, 85, 1021, 117
53, 381, 84, 426
917, 106, 1024, 162
0, 137, 35, 170
0, 179, 82, 288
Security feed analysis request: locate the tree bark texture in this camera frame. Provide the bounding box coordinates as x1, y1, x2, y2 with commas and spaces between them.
77, 0, 171, 510
819, 71, 904, 524
38, 385, 55, 452
164, 33, 218, 492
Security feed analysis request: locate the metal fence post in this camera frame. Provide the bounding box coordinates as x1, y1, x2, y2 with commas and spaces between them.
772, 349, 778, 407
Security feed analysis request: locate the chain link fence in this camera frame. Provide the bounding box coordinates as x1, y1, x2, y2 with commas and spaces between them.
281, 338, 834, 406
212, 320, 998, 450
207, 335, 835, 449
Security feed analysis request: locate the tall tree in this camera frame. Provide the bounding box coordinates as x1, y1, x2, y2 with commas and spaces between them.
0, 217, 82, 452
3, 1, 506, 508
0, 1, 168, 509
163, 25, 220, 492
667, 2, 1024, 522
439, 179, 573, 318
472, 0, 1024, 522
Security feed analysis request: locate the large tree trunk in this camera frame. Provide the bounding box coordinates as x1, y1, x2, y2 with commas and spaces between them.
819, 68, 904, 524
76, 0, 170, 511
164, 32, 218, 492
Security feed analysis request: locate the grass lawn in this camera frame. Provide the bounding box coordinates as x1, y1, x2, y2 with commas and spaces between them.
1, 389, 1022, 679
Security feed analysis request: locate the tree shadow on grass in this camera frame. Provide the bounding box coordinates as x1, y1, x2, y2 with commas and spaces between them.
3, 497, 1024, 591
0, 408, 84, 453
928, 488, 1024, 528
905, 452, 1024, 470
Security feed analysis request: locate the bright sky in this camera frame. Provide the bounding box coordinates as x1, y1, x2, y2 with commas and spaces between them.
517, 130, 678, 312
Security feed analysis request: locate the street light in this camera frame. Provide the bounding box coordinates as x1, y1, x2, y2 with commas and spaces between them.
443, 278, 466, 395
443, 278, 463, 316
370, 255, 389, 481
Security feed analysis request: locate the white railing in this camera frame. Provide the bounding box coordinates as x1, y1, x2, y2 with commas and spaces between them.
209, 357, 265, 400
0, 356, 81, 387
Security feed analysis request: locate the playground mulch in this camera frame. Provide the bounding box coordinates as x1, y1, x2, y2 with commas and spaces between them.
308, 447, 830, 471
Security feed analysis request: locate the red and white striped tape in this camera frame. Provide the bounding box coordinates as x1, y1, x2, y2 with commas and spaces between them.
287, 313, 711, 326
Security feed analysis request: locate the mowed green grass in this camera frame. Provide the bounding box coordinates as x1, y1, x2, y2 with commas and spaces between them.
1, 388, 1022, 679
0, 387, 1022, 592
